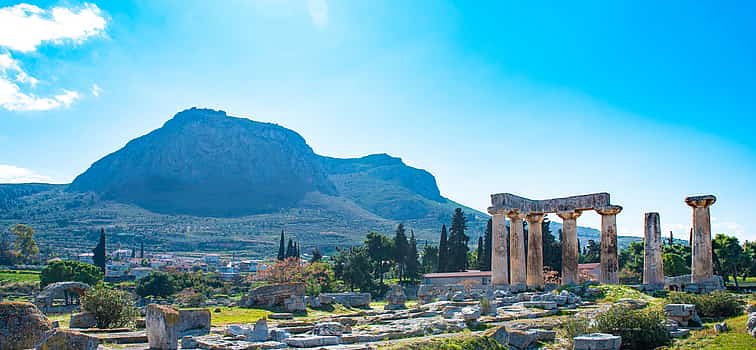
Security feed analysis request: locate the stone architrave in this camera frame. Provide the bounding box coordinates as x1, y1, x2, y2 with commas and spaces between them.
508, 210, 527, 288
489, 210, 509, 286
643, 212, 664, 288
685, 195, 716, 283
596, 206, 622, 284
557, 210, 582, 285
525, 213, 545, 289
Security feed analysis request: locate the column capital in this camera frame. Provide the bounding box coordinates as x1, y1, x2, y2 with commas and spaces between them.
506, 209, 527, 220
685, 195, 716, 208
596, 205, 623, 216
525, 212, 545, 224
557, 210, 582, 220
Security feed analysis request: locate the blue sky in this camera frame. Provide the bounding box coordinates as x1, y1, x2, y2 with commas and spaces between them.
0, 1, 754, 240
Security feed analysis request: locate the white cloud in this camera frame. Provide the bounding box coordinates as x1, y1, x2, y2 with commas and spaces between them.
0, 3, 106, 112
0, 3, 106, 53
307, 0, 328, 29
91, 83, 102, 97
0, 164, 53, 183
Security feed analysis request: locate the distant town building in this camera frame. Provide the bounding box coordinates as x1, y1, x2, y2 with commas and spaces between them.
129, 267, 153, 280
105, 263, 130, 281
111, 249, 132, 261
76, 253, 94, 265
204, 254, 221, 266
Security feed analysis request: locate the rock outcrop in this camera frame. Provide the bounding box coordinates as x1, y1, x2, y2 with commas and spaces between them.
0, 302, 54, 350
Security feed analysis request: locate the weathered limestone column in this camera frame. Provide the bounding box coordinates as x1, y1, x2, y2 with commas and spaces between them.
526, 212, 545, 289
557, 210, 582, 285
643, 212, 664, 288
508, 210, 527, 289
490, 210, 509, 286
596, 206, 622, 284
685, 195, 716, 283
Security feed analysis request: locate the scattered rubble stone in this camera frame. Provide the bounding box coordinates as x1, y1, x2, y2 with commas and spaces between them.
69, 312, 96, 329
312, 321, 345, 336
37, 329, 99, 350
284, 335, 340, 347
573, 333, 622, 350
747, 312, 756, 338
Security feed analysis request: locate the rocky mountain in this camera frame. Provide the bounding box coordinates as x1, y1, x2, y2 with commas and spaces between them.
1, 108, 488, 254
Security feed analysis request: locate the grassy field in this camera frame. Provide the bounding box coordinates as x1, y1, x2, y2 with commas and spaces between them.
662, 313, 756, 350
206, 307, 271, 326
0, 270, 40, 283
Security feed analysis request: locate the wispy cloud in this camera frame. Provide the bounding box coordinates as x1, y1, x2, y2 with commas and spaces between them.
0, 164, 53, 183
0, 3, 106, 112
91, 83, 102, 97
0, 3, 106, 52
307, 0, 329, 30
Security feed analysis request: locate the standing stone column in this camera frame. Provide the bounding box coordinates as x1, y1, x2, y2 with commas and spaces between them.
489, 210, 509, 286
596, 206, 622, 284
557, 210, 582, 285
508, 210, 527, 289
685, 195, 716, 283
643, 212, 664, 289
526, 212, 545, 289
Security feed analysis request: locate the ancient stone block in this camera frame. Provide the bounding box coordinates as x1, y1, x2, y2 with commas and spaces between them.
36, 329, 99, 350
284, 335, 340, 347
384, 285, 407, 310
312, 322, 345, 336
284, 295, 306, 313
665, 304, 702, 327
240, 283, 305, 308
0, 301, 54, 350
177, 308, 211, 334
508, 329, 537, 349
146, 304, 181, 350
69, 312, 97, 329
747, 312, 756, 337
573, 333, 621, 350
482, 325, 509, 346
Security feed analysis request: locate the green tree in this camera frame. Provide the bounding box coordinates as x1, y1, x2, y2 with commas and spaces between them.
581, 239, 600, 263
421, 245, 438, 273
365, 231, 393, 284
712, 233, 746, 288
663, 252, 688, 277
81, 284, 138, 328
332, 246, 376, 292
310, 248, 323, 263
619, 241, 644, 276
481, 219, 492, 271
542, 218, 561, 273
11, 224, 39, 263
447, 208, 469, 272
406, 230, 421, 281
475, 236, 484, 269
92, 228, 107, 271
393, 223, 409, 281
277, 230, 286, 260
743, 240, 756, 278
41, 260, 103, 287
136, 271, 176, 297
437, 224, 449, 272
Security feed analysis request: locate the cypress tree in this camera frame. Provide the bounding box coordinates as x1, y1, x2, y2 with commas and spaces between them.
482, 218, 492, 271
393, 224, 409, 281
437, 225, 448, 272
448, 208, 469, 272
406, 230, 420, 281
286, 239, 294, 258
92, 228, 106, 271
277, 230, 286, 260
476, 236, 484, 269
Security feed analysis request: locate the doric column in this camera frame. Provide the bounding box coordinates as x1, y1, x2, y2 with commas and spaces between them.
526, 212, 545, 289
596, 206, 622, 284
685, 195, 716, 283
508, 210, 527, 288
643, 212, 664, 288
489, 209, 509, 286
557, 210, 582, 285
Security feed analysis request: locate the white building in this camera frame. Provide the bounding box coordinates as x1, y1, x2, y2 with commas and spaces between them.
76, 253, 94, 265
111, 249, 132, 261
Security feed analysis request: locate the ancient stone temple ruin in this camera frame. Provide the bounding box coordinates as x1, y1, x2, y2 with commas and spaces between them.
488, 192, 623, 288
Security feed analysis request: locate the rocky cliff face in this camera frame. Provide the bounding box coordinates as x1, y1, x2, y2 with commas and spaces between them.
68, 108, 335, 216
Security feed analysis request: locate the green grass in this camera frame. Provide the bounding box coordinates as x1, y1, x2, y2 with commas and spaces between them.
47, 313, 71, 329
0, 270, 40, 283
594, 284, 659, 304
661, 313, 756, 350
206, 306, 271, 326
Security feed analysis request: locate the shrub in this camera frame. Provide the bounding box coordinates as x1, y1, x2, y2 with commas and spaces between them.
81, 284, 138, 328
560, 317, 591, 341
667, 291, 743, 318
40, 260, 102, 287
594, 305, 671, 350
136, 271, 176, 297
